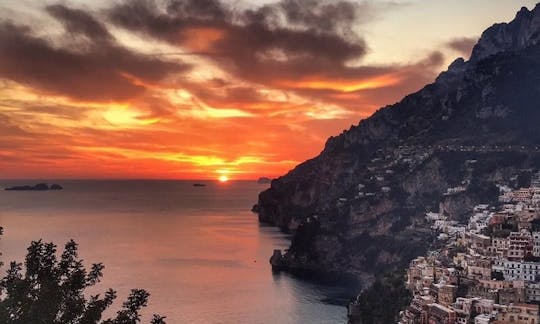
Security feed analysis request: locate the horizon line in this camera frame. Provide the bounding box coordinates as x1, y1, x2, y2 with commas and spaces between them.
0, 178, 275, 182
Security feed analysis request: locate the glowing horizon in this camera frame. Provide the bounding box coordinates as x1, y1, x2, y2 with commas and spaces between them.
0, 0, 536, 180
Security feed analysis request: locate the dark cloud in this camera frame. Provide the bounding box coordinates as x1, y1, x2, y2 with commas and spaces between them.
166, 0, 229, 21
108, 0, 368, 79
446, 37, 478, 58
107, 0, 231, 46
107, 0, 443, 111
0, 0, 446, 121
242, 0, 370, 38
46, 4, 112, 41
0, 5, 189, 102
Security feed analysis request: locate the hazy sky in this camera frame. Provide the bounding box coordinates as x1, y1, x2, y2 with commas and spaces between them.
0, 0, 537, 179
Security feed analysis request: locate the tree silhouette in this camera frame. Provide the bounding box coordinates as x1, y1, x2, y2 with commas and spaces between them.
0, 229, 165, 324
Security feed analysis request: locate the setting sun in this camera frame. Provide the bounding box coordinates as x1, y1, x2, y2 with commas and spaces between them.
219, 175, 229, 182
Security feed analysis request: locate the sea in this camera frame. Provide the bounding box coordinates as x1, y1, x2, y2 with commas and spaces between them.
0, 180, 356, 323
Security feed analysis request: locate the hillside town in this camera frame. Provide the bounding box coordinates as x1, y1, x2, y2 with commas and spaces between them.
399, 172, 540, 323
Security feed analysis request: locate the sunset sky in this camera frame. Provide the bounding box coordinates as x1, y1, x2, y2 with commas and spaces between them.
0, 0, 537, 180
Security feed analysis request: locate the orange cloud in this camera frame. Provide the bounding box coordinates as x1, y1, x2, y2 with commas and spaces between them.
181, 27, 226, 52
277, 74, 402, 92
0, 1, 449, 180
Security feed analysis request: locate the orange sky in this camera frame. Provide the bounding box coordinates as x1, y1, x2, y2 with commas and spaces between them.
0, 0, 536, 180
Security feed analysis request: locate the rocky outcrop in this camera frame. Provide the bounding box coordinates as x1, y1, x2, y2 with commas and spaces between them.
50, 184, 63, 190
4, 185, 35, 191
5, 183, 63, 191
256, 5, 540, 288
471, 5, 540, 62
269, 249, 286, 271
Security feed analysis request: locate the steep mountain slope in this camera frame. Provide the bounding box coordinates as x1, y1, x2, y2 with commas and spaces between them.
255, 4, 540, 285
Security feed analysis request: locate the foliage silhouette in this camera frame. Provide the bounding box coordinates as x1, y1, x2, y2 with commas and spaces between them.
0, 229, 165, 324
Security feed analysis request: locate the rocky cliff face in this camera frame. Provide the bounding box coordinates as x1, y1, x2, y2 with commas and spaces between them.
472, 4, 540, 62
256, 5, 540, 286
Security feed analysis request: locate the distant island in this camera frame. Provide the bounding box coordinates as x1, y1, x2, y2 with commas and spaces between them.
257, 177, 271, 184
4, 183, 63, 191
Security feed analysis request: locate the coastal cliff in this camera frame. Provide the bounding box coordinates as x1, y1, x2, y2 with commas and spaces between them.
255, 3, 540, 308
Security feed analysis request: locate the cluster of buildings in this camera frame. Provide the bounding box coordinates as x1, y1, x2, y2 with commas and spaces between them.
339, 144, 532, 206
400, 173, 540, 323
433, 145, 540, 153
345, 145, 502, 204
345, 147, 433, 203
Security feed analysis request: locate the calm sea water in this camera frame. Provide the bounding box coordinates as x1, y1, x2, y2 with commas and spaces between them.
0, 180, 355, 323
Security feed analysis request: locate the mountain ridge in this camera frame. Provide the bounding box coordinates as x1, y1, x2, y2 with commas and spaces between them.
255, 2, 540, 300
471, 4, 540, 62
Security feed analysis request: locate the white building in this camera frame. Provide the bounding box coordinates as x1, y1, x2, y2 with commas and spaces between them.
533, 232, 540, 257
426, 212, 442, 221
526, 282, 540, 302
503, 260, 540, 281
446, 186, 467, 195
474, 314, 491, 324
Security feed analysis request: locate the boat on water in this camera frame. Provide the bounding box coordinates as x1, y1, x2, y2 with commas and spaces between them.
192, 183, 206, 187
